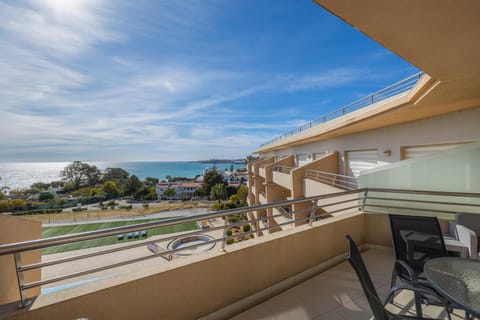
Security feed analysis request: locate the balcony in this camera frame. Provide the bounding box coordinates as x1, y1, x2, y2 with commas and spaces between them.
259, 167, 266, 178
259, 191, 267, 204
232, 247, 464, 320
0, 188, 478, 320
272, 166, 293, 190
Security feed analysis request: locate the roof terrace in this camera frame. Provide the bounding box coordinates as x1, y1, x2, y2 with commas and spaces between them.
259, 72, 423, 149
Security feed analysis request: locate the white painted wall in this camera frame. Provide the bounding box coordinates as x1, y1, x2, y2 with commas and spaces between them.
262, 107, 480, 176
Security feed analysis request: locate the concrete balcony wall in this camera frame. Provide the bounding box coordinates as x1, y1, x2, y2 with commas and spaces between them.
2, 212, 367, 320
259, 192, 267, 204
1, 210, 454, 320
295, 152, 339, 196
0, 216, 41, 305
247, 162, 254, 205
258, 167, 266, 178
304, 179, 343, 197
264, 163, 274, 184
270, 155, 295, 190
272, 171, 292, 190
265, 184, 291, 233
291, 152, 339, 226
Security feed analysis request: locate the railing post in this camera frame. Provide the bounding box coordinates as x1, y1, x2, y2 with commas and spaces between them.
361, 189, 369, 211
309, 200, 318, 226
14, 252, 31, 308
221, 215, 229, 251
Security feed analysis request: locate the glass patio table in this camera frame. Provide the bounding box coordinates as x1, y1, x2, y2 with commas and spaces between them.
424, 257, 480, 318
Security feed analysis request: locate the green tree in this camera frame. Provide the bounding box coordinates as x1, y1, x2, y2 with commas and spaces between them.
8, 198, 27, 210
50, 181, 64, 188
61, 161, 96, 189
31, 182, 50, 192
103, 181, 119, 197
202, 168, 224, 196
144, 187, 158, 201
85, 165, 102, 186
163, 188, 176, 200
237, 185, 248, 204
194, 188, 206, 199
0, 177, 7, 200
103, 168, 130, 181
125, 175, 144, 196
39, 192, 54, 201
210, 183, 227, 203
229, 194, 239, 204
144, 177, 159, 188
245, 155, 258, 163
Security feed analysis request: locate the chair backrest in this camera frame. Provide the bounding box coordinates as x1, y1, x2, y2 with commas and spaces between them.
456, 224, 479, 259
456, 212, 480, 236
389, 214, 447, 275
346, 235, 388, 320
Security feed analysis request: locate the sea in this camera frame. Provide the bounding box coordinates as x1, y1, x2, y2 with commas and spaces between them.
0, 161, 246, 190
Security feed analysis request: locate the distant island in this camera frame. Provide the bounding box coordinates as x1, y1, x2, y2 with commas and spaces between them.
194, 159, 246, 164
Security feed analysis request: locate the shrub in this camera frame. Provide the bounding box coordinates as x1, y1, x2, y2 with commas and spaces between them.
142, 203, 150, 208
118, 205, 132, 210
226, 229, 233, 236
242, 224, 251, 233
107, 200, 116, 207
225, 238, 235, 245
227, 216, 238, 223
211, 203, 224, 211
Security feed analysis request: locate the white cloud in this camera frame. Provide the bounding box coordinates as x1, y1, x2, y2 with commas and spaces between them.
0, 0, 121, 56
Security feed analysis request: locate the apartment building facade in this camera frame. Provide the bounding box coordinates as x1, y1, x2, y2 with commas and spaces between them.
248, 0, 480, 233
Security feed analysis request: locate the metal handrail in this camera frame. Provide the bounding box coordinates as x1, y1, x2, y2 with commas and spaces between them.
260, 72, 424, 147
305, 169, 358, 190
2, 187, 480, 308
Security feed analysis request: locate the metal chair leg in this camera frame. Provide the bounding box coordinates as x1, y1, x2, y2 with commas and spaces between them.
390, 268, 397, 303
414, 292, 423, 318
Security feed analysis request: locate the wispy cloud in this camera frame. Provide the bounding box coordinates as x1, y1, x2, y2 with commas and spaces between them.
286, 67, 373, 91
0, 0, 416, 162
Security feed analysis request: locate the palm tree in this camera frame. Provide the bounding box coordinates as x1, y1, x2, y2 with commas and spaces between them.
210, 183, 227, 203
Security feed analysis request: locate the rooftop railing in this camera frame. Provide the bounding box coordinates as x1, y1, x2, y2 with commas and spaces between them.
260, 72, 424, 148
1, 187, 479, 308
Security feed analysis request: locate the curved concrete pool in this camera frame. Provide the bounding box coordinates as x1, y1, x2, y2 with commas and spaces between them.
167, 235, 216, 256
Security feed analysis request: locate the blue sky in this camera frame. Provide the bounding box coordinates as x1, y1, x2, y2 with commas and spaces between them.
0, 0, 417, 162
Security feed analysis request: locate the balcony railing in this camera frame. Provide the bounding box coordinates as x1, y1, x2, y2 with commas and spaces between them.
260, 72, 424, 147
273, 166, 293, 174
1, 187, 480, 308
305, 169, 358, 190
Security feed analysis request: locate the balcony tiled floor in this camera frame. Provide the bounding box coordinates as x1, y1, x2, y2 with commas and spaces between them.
232, 248, 466, 320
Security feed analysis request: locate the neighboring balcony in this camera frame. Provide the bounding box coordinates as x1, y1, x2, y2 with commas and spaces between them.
259, 191, 267, 204
272, 166, 293, 190
259, 167, 266, 178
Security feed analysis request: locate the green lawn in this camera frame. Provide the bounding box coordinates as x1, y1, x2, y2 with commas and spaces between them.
42, 217, 197, 254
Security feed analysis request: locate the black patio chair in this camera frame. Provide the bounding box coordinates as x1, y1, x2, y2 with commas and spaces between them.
388, 214, 452, 319
346, 235, 442, 320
